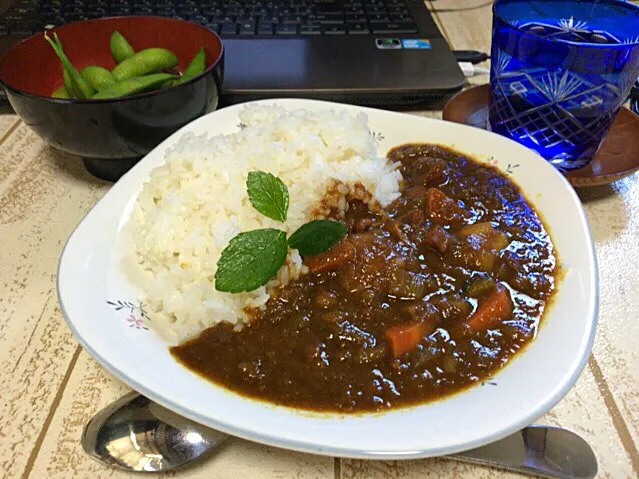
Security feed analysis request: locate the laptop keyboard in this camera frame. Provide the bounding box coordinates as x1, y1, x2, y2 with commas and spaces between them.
0, 0, 418, 37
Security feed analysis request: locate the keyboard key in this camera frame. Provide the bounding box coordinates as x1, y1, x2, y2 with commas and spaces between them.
239, 21, 256, 34
62, 7, 84, 15
390, 12, 412, 21
344, 6, 365, 14
320, 19, 345, 27
9, 24, 36, 35
205, 22, 220, 33
220, 22, 238, 35
272, 6, 292, 15
86, 7, 107, 14
189, 14, 209, 23
40, 6, 61, 14
64, 13, 88, 21
323, 24, 346, 34
41, 15, 63, 25
155, 8, 176, 15
310, 12, 343, 23
301, 24, 322, 34
4, 13, 33, 22
345, 13, 366, 21
371, 21, 417, 33
257, 22, 275, 34
63, 1, 83, 6
262, 14, 280, 23
315, 3, 342, 13
225, 6, 245, 15
365, 6, 387, 14
202, 7, 224, 15
388, 6, 409, 14
12, 7, 37, 15
179, 6, 200, 14
275, 23, 297, 34
367, 13, 389, 21
133, 7, 154, 14
211, 14, 236, 23
280, 15, 303, 24
346, 22, 369, 34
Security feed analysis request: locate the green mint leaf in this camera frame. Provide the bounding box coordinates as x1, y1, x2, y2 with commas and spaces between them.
215, 229, 288, 293
246, 171, 289, 222
288, 220, 346, 256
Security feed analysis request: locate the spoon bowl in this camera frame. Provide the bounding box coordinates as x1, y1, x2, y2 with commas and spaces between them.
83, 392, 228, 471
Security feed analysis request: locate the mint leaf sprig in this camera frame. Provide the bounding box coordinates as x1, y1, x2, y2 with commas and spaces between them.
214, 171, 347, 293
288, 220, 347, 256
214, 229, 288, 293
247, 171, 289, 222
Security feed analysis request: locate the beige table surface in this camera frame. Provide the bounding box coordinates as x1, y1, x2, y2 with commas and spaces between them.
1, 2, 638, 478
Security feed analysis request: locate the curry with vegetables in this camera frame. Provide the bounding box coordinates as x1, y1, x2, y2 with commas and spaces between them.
172, 144, 557, 412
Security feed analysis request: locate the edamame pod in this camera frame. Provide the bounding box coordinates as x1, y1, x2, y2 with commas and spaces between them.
62, 69, 73, 95
45, 33, 95, 99
52, 86, 70, 98
91, 73, 178, 99
110, 31, 135, 63
80, 66, 116, 91
111, 48, 178, 82
175, 47, 206, 85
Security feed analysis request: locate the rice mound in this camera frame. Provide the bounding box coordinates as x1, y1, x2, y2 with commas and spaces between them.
125, 105, 403, 344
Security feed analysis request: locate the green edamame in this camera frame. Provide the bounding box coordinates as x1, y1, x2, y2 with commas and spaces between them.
110, 31, 135, 64
91, 73, 178, 99
45, 33, 95, 99
80, 66, 116, 91
175, 47, 206, 85
47, 30, 209, 100
111, 48, 179, 82
52, 86, 70, 98
62, 69, 73, 95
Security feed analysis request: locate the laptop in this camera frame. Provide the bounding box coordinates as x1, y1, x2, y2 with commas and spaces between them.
0, 0, 465, 107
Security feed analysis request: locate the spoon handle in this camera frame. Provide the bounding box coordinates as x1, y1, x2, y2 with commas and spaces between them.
449, 425, 598, 479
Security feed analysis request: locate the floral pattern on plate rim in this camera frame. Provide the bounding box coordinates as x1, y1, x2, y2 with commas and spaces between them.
486, 156, 520, 175
107, 300, 150, 331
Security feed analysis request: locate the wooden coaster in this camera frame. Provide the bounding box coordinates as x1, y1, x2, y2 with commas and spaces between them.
442, 84, 639, 188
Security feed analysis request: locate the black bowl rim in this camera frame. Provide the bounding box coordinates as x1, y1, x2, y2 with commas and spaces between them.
0, 15, 224, 104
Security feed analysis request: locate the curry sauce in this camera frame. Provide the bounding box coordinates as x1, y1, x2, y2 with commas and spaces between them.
171, 144, 557, 412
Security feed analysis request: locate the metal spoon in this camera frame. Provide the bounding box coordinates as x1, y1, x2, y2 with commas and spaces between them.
82, 392, 597, 478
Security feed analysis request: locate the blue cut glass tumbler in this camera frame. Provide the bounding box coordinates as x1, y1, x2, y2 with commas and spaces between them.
489, 0, 639, 171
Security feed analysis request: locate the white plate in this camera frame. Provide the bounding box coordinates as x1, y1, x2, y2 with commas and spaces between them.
57, 99, 598, 459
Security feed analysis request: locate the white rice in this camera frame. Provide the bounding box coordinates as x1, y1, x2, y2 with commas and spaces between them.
125, 105, 403, 344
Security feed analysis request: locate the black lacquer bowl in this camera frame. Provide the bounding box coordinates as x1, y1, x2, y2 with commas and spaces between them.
0, 16, 224, 181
